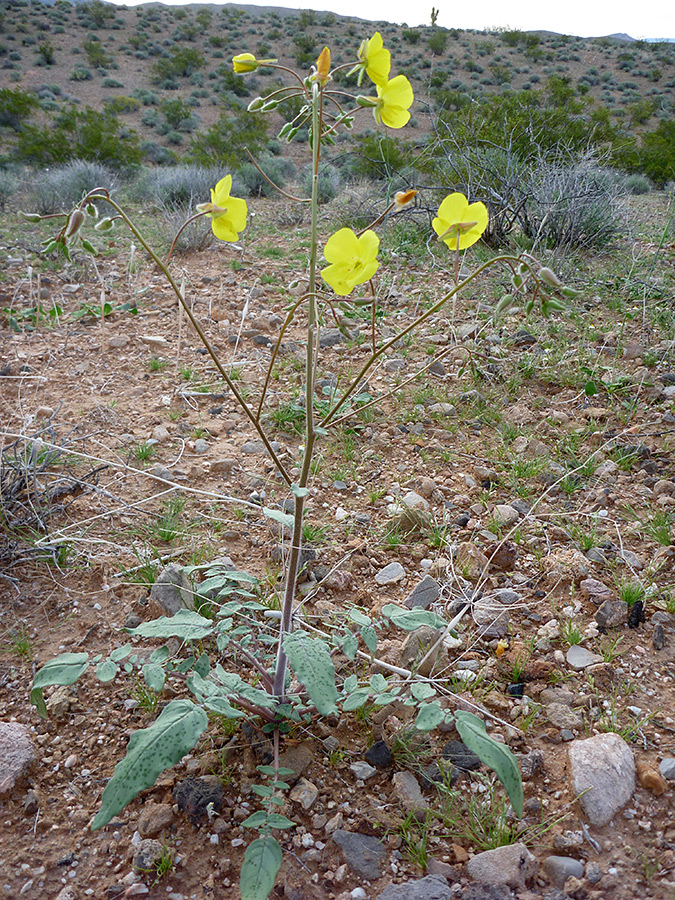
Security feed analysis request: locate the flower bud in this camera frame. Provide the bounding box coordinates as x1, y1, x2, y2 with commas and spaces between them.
260, 99, 279, 112
356, 95, 378, 108
85, 203, 98, 218
278, 122, 293, 138
394, 189, 418, 210
80, 238, 98, 256
538, 266, 563, 288
511, 273, 524, 289
314, 46, 331, 84
65, 209, 85, 238
247, 97, 265, 112
21, 212, 42, 223
95, 217, 115, 232
525, 299, 534, 315
41, 239, 58, 254
494, 294, 514, 314
561, 286, 581, 298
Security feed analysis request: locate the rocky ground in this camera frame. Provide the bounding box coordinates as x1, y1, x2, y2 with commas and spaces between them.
1, 192, 675, 900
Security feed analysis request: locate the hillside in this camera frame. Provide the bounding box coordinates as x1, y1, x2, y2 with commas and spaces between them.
0, 0, 674, 171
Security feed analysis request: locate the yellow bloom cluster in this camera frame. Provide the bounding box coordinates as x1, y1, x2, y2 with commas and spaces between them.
356, 32, 413, 130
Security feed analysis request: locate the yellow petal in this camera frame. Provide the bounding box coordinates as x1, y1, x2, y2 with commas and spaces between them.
324, 228, 359, 264
365, 32, 391, 86
357, 229, 380, 262
225, 195, 248, 233
212, 175, 233, 206
233, 53, 257, 73
321, 263, 351, 296
316, 46, 331, 81
211, 216, 239, 242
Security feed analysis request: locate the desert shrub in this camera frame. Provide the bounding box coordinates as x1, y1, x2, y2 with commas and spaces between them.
624, 173, 651, 194
0, 87, 37, 130
300, 162, 341, 204
349, 132, 417, 181
428, 31, 447, 55
524, 156, 625, 250
29, 159, 117, 213
402, 28, 420, 44
104, 96, 141, 114
239, 155, 294, 197
141, 141, 177, 165
82, 37, 110, 67
0, 169, 19, 209
17, 106, 142, 169
187, 109, 268, 168
70, 65, 92, 81
136, 164, 224, 209
132, 88, 158, 106
152, 47, 204, 81
102, 78, 124, 88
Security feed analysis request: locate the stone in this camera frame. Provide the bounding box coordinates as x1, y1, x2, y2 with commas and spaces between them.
405, 575, 440, 610
568, 733, 635, 825
473, 597, 510, 638
595, 599, 628, 628
400, 626, 444, 676
150, 563, 194, 616
442, 740, 481, 772
401, 491, 429, 511
375, 875, 455, 900
319, 329, 343, 348
488, 540, 518, 571
365, 740, 392, 768
132, 838, 166, 871
375, 562, 406, 585
659, 758, 675, 781
279, 741, 313, 785
241, 440, 266, 454
0, 722, 36, 795
654, 624, 666, 650
493, 589, 521, 606
193, 438, 208, 454
542, 856, 585, 888
455, 542, 489, 580
636, 761, 668, 796
392, 771, 429, 818
138, 802, 174, 837
493, 505, 519, 527
428, 402, 456, 417
108, 334, 129, 349
289, 778, 319, 810
173, 776, 223, 825
566, 645, 603, 670
350, 761, 377, 781
619, 549, 644, 570
546, 703, 582, 730
465, 842, 537, 888
426, 859, 460, 880
580, 578, 615, 605
152, 425, 170, 443
211, 458, 238, 475
332, 830, 386, 880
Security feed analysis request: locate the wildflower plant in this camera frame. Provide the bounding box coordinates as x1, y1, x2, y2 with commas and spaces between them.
24, 31, 578, 900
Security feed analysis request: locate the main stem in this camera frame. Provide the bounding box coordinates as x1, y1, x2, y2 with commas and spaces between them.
272, 81, 322, 700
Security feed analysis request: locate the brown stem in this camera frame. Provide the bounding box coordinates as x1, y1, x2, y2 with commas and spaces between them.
244, 149, 310, 204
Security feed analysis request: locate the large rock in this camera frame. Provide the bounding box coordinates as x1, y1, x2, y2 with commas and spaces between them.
0, 722, 36, 795
375, 875, 455, 900
568, 734, 635, 825
405, 575, 440, 610
150, 563, 194, 616
465, 843, 537, 888
332, 830, 386, 880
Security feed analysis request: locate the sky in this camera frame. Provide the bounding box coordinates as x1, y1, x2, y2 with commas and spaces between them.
113, 0, 670, 40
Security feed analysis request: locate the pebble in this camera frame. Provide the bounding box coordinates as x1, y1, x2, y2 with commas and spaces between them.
193, 438, 208, 454
636, 761, 668, 796
350, 761, 377, 781
404, 575, 440, 610
580, 578, 615, 606
375, 562, 406, 585
465, 842, 537, 888
595, 599, 628, 628
138, 802, 174, 837
64, 753, 77, 769
566, 645, 603, 670
472, 596, 510, 638
289, 778, 319, 810
493, 504, 519, 526
542, 856, 585, 887
568, 733, 636, 825
0, 722, 36, 795
332, 830, 386, 880
150, 563, 194, 616
365, 740, 392, 768
392, 771, 429, 819
659, 758, 675, 781
374, 875, 455, 899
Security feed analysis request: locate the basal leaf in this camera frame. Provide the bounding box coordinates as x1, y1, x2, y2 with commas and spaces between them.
240, 836, 282, 900
381, 603, 447, 631
142, 663, 166, 693
30, 652, 90, 719
415, 700, 445, 732
127, 609, 215, 642
96, 659, 118, 683
342, 687, 371, 711
283, 630, 338, 716
91, 699, 208, 830
455, 710, 524, 818
361, 624, 378, 654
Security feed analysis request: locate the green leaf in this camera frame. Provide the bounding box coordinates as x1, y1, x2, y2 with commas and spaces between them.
242, 810, 269, 829
150, 646, 170, 664
584, 380, 598, 397
194, 652, 210, 677
91, 699, 208, 830
283, 630, 338, 716
240, 836, 282, 900
96, 659, 118, 683
142, 663, 166, 693
127, 609, 215, 641
262, 506, 294, 530
361, 624, 377, 654
30, 652, 90, 719
415, 700, 445, 732
251, 785, 273, 798
370, 673, 387, 692
454, 710, 524, 818
342, 631, 358, 660
343, 674, 358, 693
381, 604, 447, 631
110, 644, 132, 663
342, 688, 371, 711
348, 609, 371, 626
290, 483, 309, 498
266, 813, 295, 829
411, 682, 436, 701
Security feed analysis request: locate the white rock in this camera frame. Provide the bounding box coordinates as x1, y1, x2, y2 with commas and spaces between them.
568, 733, 635, 826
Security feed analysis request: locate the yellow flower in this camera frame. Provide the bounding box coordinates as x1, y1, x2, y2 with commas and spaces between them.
432, 192, 488, 250
232, 52, 277, 73
374, 75, 414, 129
314, 46, 331, 84
358, 32, 391, 87
196, 175, 247, 242
321, 228, 379, 296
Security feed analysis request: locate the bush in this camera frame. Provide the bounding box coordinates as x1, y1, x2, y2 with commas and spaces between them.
70, 66, 92, 81
152, 47, 204, 81
187, 109, 268, 168
624, 173, 651, 194
428, 31, 447, 55
29, 159, 117, 213
0, 86, 37, 130
239, 155, 294, 197
0, 168, 19, 210
136, 164, 224, 209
